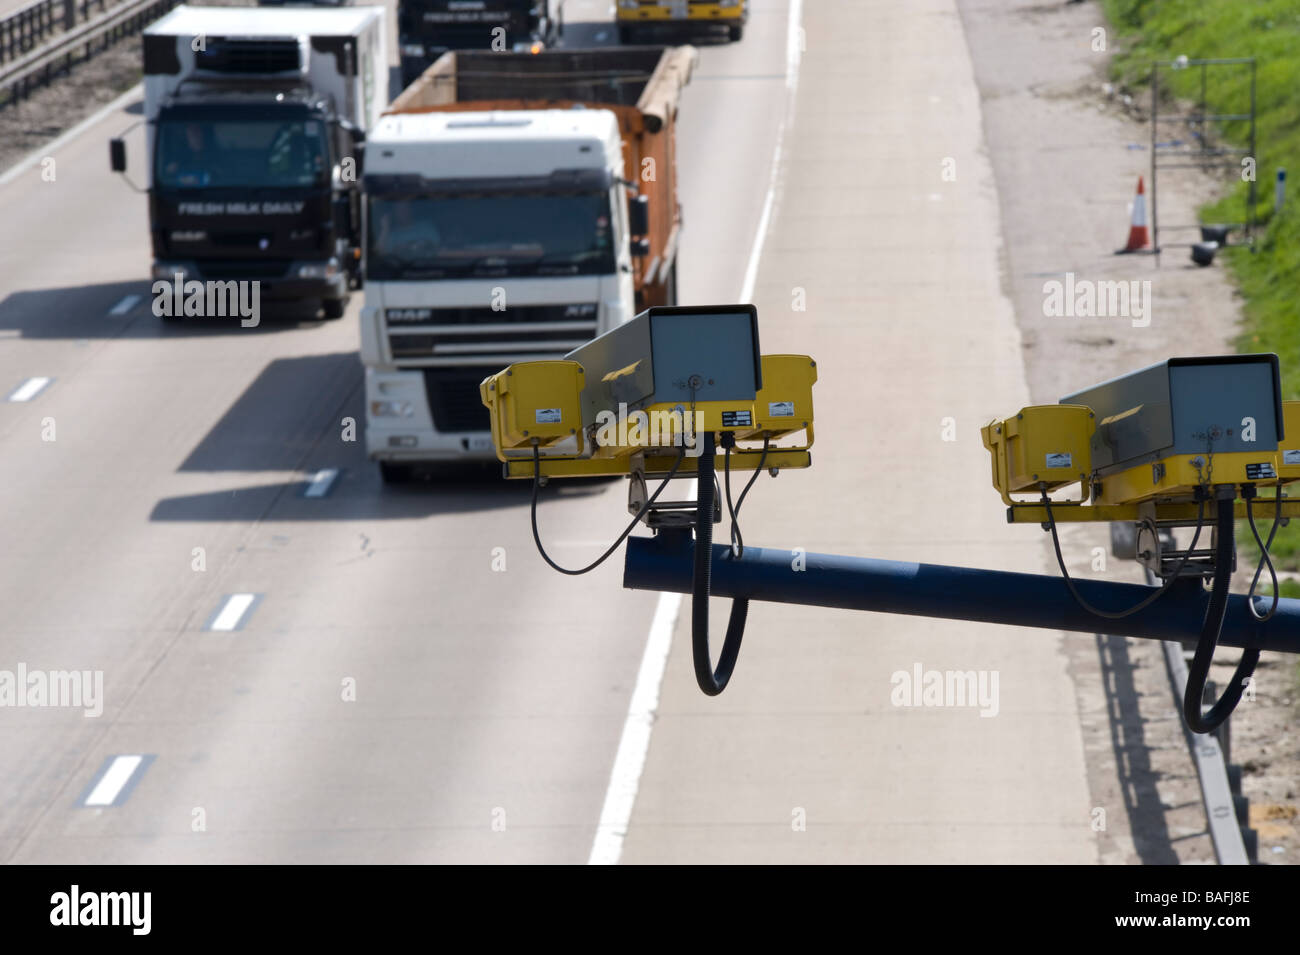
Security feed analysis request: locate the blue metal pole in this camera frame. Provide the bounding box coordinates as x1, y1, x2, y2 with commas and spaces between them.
623, 532, 1300, 654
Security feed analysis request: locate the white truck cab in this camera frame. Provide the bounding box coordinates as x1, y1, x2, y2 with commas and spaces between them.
361, 109, 637, 477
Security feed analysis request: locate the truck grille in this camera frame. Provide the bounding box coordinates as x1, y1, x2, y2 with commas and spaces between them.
387, 304, 598, 361
422, 367, 495, 433
191, 260, 292, 280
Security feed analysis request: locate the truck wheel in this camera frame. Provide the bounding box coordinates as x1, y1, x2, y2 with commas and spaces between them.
728, 24, 744, 41
322, 297, 347, 320
380, 462, 414, 484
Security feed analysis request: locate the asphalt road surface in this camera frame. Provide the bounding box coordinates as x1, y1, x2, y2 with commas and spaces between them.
0, 0, 1095, 863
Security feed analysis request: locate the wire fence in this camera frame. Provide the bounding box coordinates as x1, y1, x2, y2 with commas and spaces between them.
0, 0, 177, 108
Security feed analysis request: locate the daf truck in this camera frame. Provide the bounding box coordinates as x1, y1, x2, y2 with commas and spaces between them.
397, 0, 556, 89
361, 46, 695, 481
110, 5, 388, 320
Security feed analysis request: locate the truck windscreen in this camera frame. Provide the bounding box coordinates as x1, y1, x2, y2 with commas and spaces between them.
367, 193, 616, 280
156, 119, 329, 190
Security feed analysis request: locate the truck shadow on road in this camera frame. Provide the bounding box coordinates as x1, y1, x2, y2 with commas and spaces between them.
149, 351, 613, 521
0, 284, 359, 338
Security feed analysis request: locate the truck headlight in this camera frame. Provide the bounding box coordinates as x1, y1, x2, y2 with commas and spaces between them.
371, 400, 414, 418
298, 258, 339, 280
401, 44, 424, 57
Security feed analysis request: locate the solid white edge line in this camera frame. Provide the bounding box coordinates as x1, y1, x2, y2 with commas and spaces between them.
83, 754, 144, 807
108, 294, 141, 316
786, 0, 804, 91
8, 376, 52, 402
587, 0, 804, 866
739, 0, 802, 305
0, 82, 144, 189
209, 593, 256, 632
586, 586, 683, 865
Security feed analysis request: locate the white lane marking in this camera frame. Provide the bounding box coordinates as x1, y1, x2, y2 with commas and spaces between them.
8, 376, 52, 402
108, 294, 140, 316
0, 82, 143, 188
588, 589, 681, 864
303, 467, 340, 498
83, 755, 144, 807
208, 593, 257, 631
786, 0, 804, 91
588, 0, 805, 866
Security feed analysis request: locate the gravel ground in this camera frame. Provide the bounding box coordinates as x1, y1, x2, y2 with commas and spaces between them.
959, 0, 1298, 864
0, 38, 143, 173
0, 0, 255, 174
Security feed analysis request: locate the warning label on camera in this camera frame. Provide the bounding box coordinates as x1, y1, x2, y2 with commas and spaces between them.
534, 408, 562, 424
721, 410, 753, 428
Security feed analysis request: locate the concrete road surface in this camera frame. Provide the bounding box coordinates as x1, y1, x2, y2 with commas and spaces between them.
0, 0, 1095, 863
621, 0, 1096, 863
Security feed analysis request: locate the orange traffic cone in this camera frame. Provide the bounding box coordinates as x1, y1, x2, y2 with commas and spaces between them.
1116, 176, 1150, 253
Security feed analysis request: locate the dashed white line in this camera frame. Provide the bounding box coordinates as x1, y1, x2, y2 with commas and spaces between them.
108, 294, 141, 316
208, 593, 258, 632
303, 467, 340, 498
739, 5, 801, 303
8, 376, 52, 402
588, 0, 805, 866
82, 755, 146, 807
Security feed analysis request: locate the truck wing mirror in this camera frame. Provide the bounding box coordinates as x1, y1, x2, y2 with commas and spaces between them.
628, 193, 650, 236
109, 138, 127, 173
339, 119, 365, 145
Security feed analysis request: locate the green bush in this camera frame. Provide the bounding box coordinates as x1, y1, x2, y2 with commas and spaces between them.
1103, 0, 1300, 567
